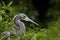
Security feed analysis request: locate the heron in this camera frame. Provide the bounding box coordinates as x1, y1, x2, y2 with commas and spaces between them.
2, 13, 39, 40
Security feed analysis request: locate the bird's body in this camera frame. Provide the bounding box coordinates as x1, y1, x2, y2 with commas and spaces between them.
2, 13, 39, 40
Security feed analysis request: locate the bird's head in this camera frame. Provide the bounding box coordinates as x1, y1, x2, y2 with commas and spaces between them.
18, 13, 39, 26
13, 13, 39, 26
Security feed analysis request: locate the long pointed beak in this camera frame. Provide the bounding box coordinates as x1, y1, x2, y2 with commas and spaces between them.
24, 17, 39, 26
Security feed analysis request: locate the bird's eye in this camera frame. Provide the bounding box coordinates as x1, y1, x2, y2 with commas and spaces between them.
23, 16, 26, 18
20, 16, 26, 20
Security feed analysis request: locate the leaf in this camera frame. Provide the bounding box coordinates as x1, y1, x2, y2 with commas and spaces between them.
7, 1, 13, 7
0, 15, 2, 22
2, 1, 5, 7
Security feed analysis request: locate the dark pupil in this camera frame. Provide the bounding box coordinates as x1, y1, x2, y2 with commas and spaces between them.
23, 16, 26, 18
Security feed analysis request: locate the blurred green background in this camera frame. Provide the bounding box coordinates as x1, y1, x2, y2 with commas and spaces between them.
0, 0, 60, 40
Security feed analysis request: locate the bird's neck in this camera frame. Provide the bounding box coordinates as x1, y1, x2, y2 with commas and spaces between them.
14, 19, 25, 33
14, 19, 21, 26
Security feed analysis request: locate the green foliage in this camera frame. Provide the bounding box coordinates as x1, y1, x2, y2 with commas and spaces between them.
0, 0, 60, 40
